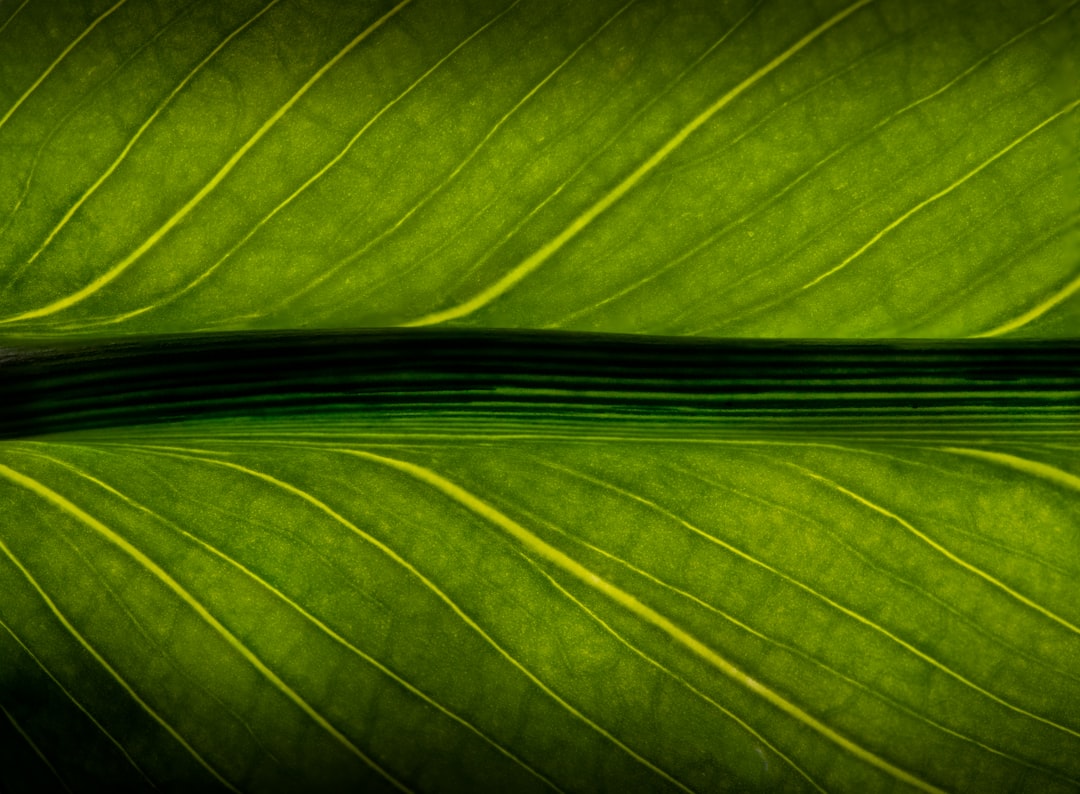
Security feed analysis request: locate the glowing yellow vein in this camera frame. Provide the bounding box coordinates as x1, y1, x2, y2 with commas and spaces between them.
781, 459, 1080, 639
3, 0, 284, 296
0, 0, 413, 324
0, 0, 127, 132
543, 457, 1080, 740
132, 447, 690, 793
941, 447, 1080, 493
349, 449, 943, 793
802, 98, 1080, 291
0, 462, 410, 793
0, 491, 235, 790
401, 0, 874, 326
970, 268, 1080, 338
0, 616, 153, 786
35, 450, 562, 794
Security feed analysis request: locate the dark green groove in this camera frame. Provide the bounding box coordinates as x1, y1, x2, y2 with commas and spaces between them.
1, 330, 1077, 440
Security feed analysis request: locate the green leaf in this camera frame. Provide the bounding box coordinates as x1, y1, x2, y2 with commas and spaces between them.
2, 425, 1080, 792
0, 0, 1077, 337
1, 1, 1078, 792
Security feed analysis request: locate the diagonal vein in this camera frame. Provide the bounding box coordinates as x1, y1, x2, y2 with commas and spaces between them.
0, 510, 235, 790
1, 0, 278, 291
799, 98, 1080, 291
0, 616, 155, 787
129, 445, 684, 792
970, 266, 1080, 338
348, 449, 944, 793
941, 447, 1080, 493
37, 450, 562, 794
0, 0, 413, 325
0, 461, 410, 792
0, 700, 73, 793
775, 457, 1080, 639
274, 0, 642, 319
400, 0, 874, 327
550, 1, 1077, 329
0, 0, 127, 131
525, 560, 827, 794
0, 0, 30, 39
666, 456, 1080, 682
544, 459, 1080, 742
91, 0, 527, 329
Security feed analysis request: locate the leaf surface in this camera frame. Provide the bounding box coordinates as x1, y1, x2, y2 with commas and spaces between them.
0, 0, 1077, 337
2, 429, 1080, 792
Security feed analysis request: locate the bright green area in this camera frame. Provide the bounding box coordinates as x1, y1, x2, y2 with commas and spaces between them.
1, 434, 1079, 792
0, 0, 1077, 337
1, 0, 1079, 791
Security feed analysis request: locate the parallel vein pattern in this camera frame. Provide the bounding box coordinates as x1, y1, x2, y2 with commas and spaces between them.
2, 434, 1078, 792
0, 0, 1076, 337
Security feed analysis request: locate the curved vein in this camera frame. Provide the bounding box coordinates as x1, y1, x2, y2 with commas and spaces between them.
0, 462, 409, 792
0, 0, 201, 280
664, 457, 1080, 684
0, 616, 156, 787
970, 267, 1080, 338
552, 2, 1076, 328
269, 0, 641, 319
0, 517, 234, 790
776, 458, 1080, 639
0, 0, 127, 132
0, 701, 72, 792
129, 446, 685, 793
400, 0, 874, 327
34, 451, 562, 794
503, 486, 1080, 785
92, 0, 525, 328
527, 562, 826, 793
800, 98, 1080, 291
0, 0, 30, 38
539, 459, 1080, 741
0, 0, 413, 325
346, 448, 943, 793
941, 447, 1080, 494
0, 0, 281, 303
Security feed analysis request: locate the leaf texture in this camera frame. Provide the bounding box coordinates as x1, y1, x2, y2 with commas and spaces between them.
1, 431, 1079, 792
0, 0, 1076, 337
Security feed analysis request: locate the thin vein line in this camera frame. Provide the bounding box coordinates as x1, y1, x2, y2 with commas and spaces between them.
126, 445, 685, 792
631, 451, 1080, 682
558, 0, 1079, 332
264, 0, 641, 320
89, 0, 525, 329
0, 616, 156, 787
0, 701, 73, 792
6, 447, 282, 765
346, 449, 943, 793
775, 457, 1080, 639
0, 0, 203, 273
0, 0, 283, 302
540, 458, 1080, 742
400, 0, 874, 327
523, 489, 1080, 785
0, 462, 411, 792
0, 0, 30, 38
0, 0, 127, 131
525, 560, 826, 793
800, 98, 1080, 291
0, 522, 236, 790
0, 0, 413, 325
30, 450, 563, 794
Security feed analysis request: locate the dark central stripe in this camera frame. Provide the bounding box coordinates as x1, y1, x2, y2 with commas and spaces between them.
1, 329, 1077, 439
